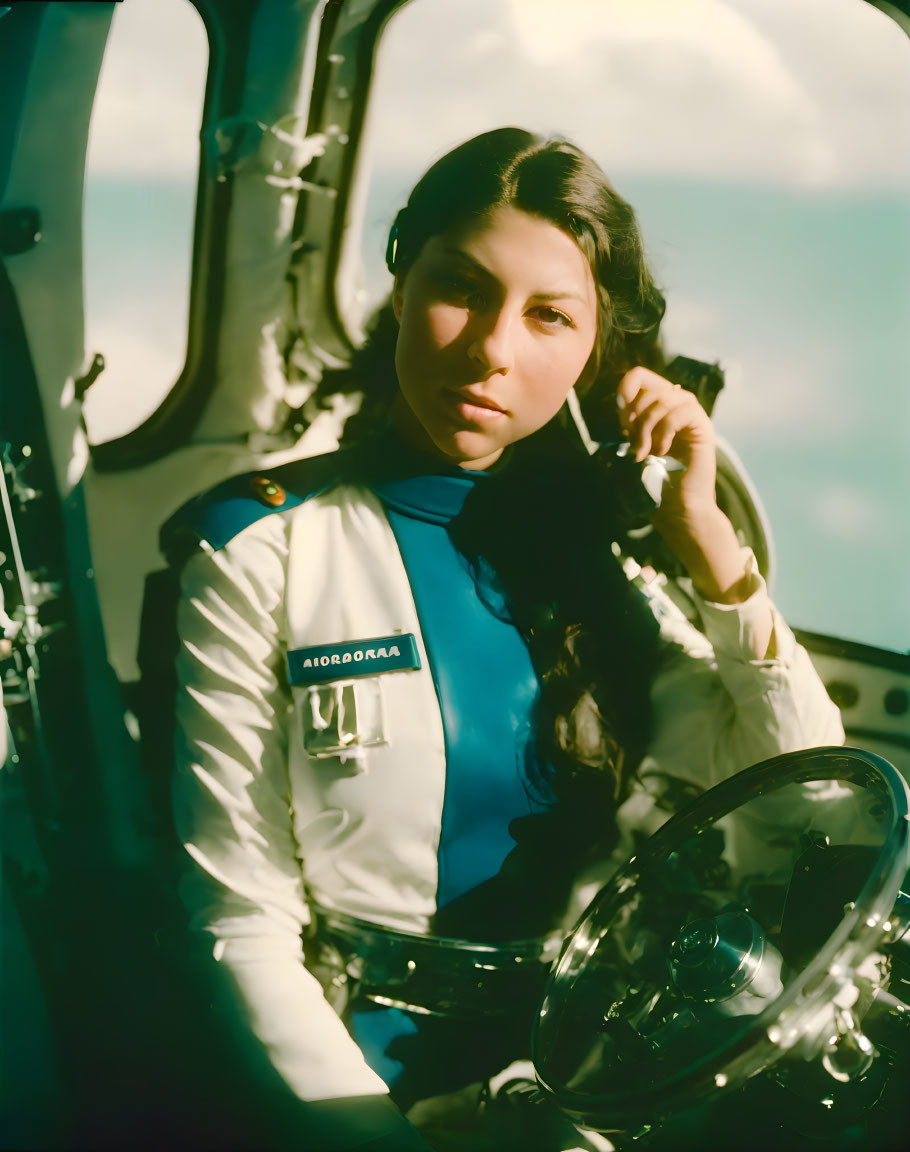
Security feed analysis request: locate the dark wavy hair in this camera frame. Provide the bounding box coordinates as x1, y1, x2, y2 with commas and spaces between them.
318, 128, 666, 864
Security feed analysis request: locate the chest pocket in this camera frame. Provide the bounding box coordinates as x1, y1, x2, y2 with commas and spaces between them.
299, 678, 388, 771
287, 633, 419, 772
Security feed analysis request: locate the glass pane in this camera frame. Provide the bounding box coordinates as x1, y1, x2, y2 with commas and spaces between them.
349, 0, 910, 652
81, 0, 207, 445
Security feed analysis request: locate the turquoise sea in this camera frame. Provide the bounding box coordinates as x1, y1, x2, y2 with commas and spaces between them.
83, 174, 910, 654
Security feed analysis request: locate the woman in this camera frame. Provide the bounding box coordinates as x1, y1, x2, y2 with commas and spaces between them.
165, 128, 843, 1149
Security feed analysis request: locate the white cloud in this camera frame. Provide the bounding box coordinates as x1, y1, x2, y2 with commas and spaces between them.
653, 295, 855, 441
659, 296, 726, 359
723, 0, 910, 186
810, 483, 889, 544
714, 360, 851, 440
86, 0, 208, 177
510, 0, 790, 70
368, 0, 910, 189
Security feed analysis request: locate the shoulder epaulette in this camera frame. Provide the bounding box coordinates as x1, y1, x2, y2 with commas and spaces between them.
161, 447, 355, 566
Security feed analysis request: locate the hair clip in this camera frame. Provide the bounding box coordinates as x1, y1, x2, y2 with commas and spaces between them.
385, 209, 407, 274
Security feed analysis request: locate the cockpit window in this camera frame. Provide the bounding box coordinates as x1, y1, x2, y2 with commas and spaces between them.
348, 0, 910, 653
81, 0, 207, 446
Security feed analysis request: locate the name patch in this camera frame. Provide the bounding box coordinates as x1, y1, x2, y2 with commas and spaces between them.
287, 634, 421, 685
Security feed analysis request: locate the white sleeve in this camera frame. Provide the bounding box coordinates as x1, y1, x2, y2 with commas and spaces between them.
640, 548, 845, 795
171, 515, 389, 1104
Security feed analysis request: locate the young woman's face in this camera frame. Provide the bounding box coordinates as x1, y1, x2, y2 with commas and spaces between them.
392, 205, 599, 470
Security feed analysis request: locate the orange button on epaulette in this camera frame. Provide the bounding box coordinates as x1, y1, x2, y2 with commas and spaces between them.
252, 476, 286, 507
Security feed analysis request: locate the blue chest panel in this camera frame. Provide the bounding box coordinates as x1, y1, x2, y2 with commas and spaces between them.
376, 473, 547, 911
349, 443, 563, 1095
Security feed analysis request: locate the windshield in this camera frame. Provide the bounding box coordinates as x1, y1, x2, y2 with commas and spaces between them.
348, 0, 910, 654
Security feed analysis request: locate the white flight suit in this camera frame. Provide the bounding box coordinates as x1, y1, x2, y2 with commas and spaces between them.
171, 478, 845, 1107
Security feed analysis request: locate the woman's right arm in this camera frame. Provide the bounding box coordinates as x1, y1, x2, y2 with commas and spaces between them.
172, 513, 427, 1148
